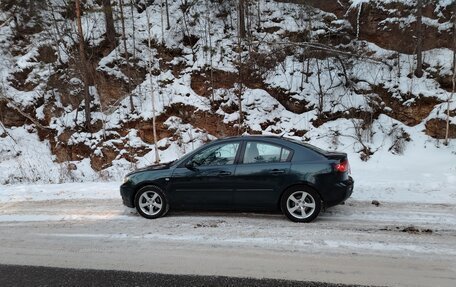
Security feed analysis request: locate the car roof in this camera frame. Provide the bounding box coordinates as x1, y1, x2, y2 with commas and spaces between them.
214, 135, 299, 147
215, 135, 285, 141
213, 135, 328, 155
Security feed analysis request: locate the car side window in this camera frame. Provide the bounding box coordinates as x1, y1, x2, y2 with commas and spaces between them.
191, 142, 240, 166
243, 142, 292, 164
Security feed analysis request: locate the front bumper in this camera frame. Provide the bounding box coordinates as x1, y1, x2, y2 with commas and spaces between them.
120, 182, 135, 208
325, 176, 354, 208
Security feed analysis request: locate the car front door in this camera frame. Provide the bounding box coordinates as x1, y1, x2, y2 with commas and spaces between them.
233, 141, 293, 210
169, 141, 241, 210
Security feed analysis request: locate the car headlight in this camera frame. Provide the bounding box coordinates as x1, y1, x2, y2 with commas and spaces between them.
123, 176, 130, 184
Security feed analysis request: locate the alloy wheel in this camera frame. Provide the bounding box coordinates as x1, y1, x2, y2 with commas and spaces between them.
138, 191, 163, 216
286, 191, 316, 219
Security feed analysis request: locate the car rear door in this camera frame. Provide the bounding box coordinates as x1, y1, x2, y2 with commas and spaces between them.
233, 140, 293, 210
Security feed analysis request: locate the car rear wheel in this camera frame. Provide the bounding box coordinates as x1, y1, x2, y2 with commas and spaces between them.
281, 186, 321, 223
135, 186, 168, 219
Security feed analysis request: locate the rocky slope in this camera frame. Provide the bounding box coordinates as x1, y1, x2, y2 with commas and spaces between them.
0, 0, 455, 183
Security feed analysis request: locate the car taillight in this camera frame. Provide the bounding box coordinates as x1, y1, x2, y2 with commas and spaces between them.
335, 160, 349, 173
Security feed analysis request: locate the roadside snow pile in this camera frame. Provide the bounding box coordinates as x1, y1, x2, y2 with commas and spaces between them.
352, 148, 456, 204
0, 126, 99, 183
0, 182, 120, 203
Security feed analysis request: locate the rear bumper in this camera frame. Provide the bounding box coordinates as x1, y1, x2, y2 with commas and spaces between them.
120, 182, 135, 208
324, 176, 354, 208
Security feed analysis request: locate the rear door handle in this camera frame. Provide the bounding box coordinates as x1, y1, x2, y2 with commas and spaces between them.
270, 169, 285, 175
218, 171, 232, 176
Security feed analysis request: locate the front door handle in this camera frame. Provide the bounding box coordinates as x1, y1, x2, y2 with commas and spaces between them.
270, 169, 285, 175
218, 171, 232, 176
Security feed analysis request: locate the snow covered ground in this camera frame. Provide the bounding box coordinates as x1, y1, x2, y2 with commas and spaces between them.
0, 182, 120, 203
350, 145, 456, 204
1, 150, 455, 205
1, 143, 455, 286
2, 160, 455, 257
0, 197, 455, 287
1, 198, 455, 256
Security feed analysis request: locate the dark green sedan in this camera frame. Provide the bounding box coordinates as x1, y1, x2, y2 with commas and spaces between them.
120, 135, 354, 222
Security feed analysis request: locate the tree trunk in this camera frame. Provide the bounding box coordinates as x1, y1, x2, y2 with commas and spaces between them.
160, 0, 165, 43
414, 0, 423, 78
102, 0, 116, 50
238, 0, 246, 39
119, 0, 134, 112
145, 7, 160, 163
315, 60, 324, 117
75, 0, 91, 129
165, 0, 170, 30
237, 36, 244, 134
245, 0, 251, 38
445, 62, 455, 145
130, 0, 136, 60
445, 10, 456, 145
205, 0, 214, 103
119, 0, 128, 63
257, 0, 261, 30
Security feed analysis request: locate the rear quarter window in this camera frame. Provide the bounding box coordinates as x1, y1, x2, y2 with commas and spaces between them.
288, 143, 326, 162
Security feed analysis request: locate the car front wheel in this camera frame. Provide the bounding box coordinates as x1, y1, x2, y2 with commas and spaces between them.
134, 185, 168, 219
281, 186, 321, 223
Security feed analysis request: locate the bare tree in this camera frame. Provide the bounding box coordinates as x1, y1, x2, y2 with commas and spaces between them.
75, 0, 91, 129
297, 4, 312, 89
445, 10, 456, 146
1, 0, 46, 36
145, 7, 160, 163
45, 0, 71, 65
204, 0, 215, 103
308, 57, 346, 118
102, 0, 116, 50
348, 119, 375, 161
236, 41, 244, 133
160, 0, 165, 43
238, 0, 246, 39
130, 0, 136, 60
256, 0, 261, 30
236, 0, 246, 131
118, 0, 134, 112
118, 0, 129, 63
315, 59, 324, 116
165, 0, 170, 30
180, 0, 195, 57
414, 0, 424, 78
1, 96, 50, 130
245, 0, 251, 38
180, 0, 190, 38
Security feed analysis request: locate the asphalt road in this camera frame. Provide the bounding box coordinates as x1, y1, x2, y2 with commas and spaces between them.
1, 199, 455, 287
0, 264, 366, 287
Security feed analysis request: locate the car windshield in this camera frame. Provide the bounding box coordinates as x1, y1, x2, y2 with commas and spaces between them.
164, 159, 177, 166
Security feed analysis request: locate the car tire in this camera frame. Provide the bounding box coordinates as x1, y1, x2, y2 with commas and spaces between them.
134, 185, 168, 219
281, 186, 321, 223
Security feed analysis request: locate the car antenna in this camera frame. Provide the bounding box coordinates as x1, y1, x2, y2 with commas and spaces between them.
280, 132, 287, 138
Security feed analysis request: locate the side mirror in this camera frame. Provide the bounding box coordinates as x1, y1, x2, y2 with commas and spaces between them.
185, 160, 197, 171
